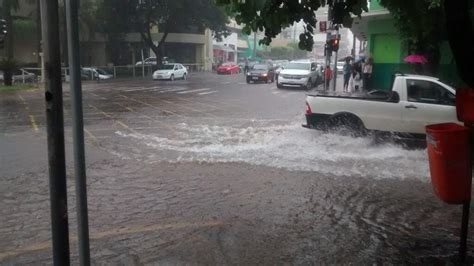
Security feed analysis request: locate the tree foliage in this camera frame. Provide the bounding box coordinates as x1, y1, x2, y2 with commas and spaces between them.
217, 0, 367, 51
97, 0, 229, 64
217, 0, 474, 87
379, 0, 443, 74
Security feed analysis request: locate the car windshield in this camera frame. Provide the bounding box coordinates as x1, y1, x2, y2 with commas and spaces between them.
221, 63, 233, 67
252, 64, 268, 70
157, 64, 174, 70
285, 63, 310, 70
96, 69, 109, 75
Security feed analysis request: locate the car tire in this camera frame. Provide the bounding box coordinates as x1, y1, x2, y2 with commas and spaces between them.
246, 79, 250, 84
170, 74, 175, 81
327, 113, 367, 137
304, 79, 312, 90
277, 82, 283, 89
183, 73, 187, 80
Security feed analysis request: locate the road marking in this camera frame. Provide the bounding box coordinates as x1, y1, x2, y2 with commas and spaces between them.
88, 104, 139, 134
113, 102, 175, 131
272, 91, 281, 95
118, 94, 183, 117
177, 88, 210, 94
116, 121, 139, 134
160, 99, 218, 118
197, 91, 218, 96
159, 87, 188, 93
84, 128, 97, 142
18, 95, 38, 132
0, 220, 224, 261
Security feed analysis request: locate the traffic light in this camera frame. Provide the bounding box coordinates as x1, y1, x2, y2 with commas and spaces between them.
330, 35, 340, 52
326, 34, 341, 52
0, 19, 7, 49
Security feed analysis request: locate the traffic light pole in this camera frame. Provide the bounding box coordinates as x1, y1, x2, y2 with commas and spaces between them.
332, 26, 339, 92
65, 0, 91, 265
40, 0, 71, 264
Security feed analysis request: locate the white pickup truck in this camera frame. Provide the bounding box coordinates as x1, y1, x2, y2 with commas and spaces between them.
304, 74, 458, 136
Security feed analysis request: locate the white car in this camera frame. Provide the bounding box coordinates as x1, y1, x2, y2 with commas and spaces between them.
152, 63, 188, 81
0, 69, 36, 83
135, 57, 157, 65
304, 74, 458, 136
277, 60, 321, 90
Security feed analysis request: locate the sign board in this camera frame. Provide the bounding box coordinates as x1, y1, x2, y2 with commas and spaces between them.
319, 21, 327, 32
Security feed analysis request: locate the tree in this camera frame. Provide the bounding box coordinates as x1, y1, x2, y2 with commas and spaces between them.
217, 0, 474, 88
0, 0, 35, 85
97, 0, 229, 65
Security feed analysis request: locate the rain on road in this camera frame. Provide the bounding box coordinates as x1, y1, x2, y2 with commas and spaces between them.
1, 72, 473, 264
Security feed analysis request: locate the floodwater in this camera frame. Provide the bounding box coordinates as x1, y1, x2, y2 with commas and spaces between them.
1, 77, 473, 264
115, 118, 429, 180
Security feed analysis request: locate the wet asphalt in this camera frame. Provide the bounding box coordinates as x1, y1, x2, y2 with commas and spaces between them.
1, 72, 473, 264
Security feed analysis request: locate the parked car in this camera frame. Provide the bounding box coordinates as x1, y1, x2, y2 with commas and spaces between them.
135, 57, 157, 65
216, 62, 241, 74
277, 60, 321, 89
82, 67, 113, 80
152, 63, 188, 81
246, 63, 275, 83
0, 69, 36, 83
304, 74, 458, 136
337, 61, 344, 74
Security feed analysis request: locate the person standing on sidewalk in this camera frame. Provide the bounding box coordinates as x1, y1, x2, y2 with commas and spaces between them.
349, 64, 362, 92
343, 58, 352, 92
362, 58, 373, 91
324, 65, 333, 91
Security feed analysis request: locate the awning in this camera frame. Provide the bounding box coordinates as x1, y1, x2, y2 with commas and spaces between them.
350, 10, 391, 41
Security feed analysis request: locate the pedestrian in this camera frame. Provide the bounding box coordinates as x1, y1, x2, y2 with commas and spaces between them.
324, 65, 333, 90
343, 58, 352, 92
362, 57, 373, 91
244, 58, 249, 74
348, 64, 362, 92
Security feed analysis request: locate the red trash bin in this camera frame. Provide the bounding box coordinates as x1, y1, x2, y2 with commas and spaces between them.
456, 88, 474, 123
426, 123, 472, 204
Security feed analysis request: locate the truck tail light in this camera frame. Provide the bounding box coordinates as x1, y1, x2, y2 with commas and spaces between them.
305, 101, 312, 114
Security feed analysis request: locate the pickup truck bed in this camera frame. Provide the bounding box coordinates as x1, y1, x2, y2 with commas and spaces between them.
307, 90, 397, 102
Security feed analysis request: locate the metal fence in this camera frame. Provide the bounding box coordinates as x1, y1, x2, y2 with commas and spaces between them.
21, 63, 206, 84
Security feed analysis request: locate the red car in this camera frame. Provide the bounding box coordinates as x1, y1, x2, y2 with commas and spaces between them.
216, 63, 241, 74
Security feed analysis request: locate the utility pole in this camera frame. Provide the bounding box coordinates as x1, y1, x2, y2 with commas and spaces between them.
253, 31, 257, 60
332, 26, 339, 92
40, 0, 71, 264
65, 0, 91, 265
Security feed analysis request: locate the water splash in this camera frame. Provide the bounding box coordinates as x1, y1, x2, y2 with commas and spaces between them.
115, 121, 429, 181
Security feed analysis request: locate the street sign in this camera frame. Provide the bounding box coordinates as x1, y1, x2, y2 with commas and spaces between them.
319, 21, 327, 32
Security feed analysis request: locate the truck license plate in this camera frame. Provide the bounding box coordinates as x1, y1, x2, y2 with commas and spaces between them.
252, 77, 259, 80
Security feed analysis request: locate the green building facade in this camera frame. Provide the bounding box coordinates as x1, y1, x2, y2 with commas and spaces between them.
353, 0, 462, 90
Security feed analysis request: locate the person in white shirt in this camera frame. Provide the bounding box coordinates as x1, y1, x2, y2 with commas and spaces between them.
362, 58, 373, 91
348, 64, 362, 92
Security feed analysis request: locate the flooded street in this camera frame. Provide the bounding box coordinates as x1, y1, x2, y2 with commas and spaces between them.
1, 73, 473, 264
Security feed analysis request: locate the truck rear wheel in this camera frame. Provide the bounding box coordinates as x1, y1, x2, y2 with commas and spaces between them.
327, 113, 366, 137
